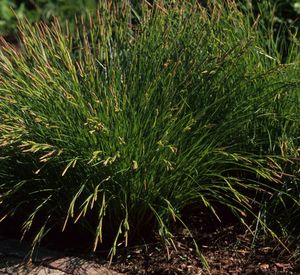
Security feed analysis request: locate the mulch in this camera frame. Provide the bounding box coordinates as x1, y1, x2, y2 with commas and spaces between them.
86, 207, 300, 274
1, 207, 298, 274
101, 222, 299, 274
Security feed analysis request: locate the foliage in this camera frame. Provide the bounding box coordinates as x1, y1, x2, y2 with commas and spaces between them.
237, 0, 300, 62
1, 1, 300, 36
0, 0, 299, 260
0, 0, 26, 34
0, 0, 98, 35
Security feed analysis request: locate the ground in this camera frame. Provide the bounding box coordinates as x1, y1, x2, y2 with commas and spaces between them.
103, 222, 299, 274
0, 211, 299, 274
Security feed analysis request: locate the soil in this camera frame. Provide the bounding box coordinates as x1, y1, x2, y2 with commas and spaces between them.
99, 211, 300, 274
103, 224, 299, 274
2, 210, 299, 274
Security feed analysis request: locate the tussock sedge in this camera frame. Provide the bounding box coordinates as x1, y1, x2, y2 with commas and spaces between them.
0, 0, 299, 264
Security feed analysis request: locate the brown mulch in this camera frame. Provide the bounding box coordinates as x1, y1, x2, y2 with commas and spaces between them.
1, 220, 298, 275
99, 222, 299, 275
1, 206, 299, 274
94, 208, 299, 274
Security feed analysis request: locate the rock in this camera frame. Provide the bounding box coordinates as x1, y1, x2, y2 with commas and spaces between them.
47, 257, 121, 275
0, 239, 122, 274
0, 239, 62, 261
0, 263, 65, 274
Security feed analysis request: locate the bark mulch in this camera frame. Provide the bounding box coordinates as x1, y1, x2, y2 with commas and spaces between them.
102, 222, 299, 274
0, 206, 299, 274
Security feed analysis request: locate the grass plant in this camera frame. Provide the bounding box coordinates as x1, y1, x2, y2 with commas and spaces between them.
0, 0, 299, 261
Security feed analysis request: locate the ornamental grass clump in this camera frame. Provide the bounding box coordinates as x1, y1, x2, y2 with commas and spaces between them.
0, 1, 299, 258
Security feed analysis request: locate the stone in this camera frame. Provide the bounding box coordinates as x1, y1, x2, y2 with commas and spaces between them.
47, 257, 121, 275
0, 263, 65, 274
0, 239, 122, 275
0, 239, 62, 261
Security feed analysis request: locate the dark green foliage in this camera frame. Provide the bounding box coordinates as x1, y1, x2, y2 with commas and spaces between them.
237, 0, 300, 62
0, 0, 98, 35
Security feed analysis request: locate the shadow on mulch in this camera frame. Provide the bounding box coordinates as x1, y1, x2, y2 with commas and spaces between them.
0, 204, 299, 274
98, 207, 300, 274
